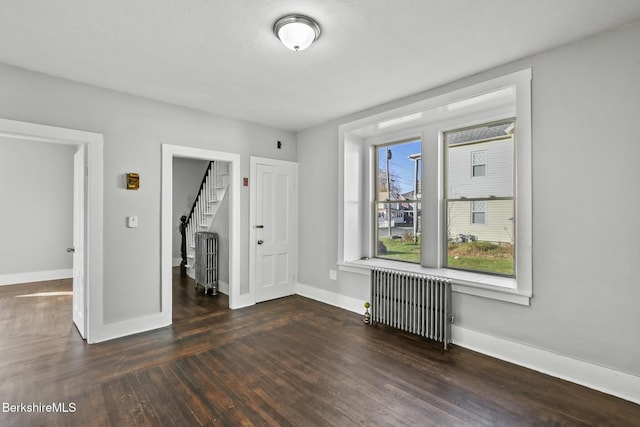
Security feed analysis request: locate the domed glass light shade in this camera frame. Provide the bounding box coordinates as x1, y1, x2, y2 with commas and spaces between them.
273, 15, 321, 51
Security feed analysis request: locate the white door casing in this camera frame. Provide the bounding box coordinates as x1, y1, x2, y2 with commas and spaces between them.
72, 144, 86, 338
161, 145, 243, 314
251, 158, 298, 303
0, 118, 103, 343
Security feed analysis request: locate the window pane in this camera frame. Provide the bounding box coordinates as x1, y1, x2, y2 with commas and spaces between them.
445, 120, 515, 276
471, 151, 487, 177
472, 164, 486, 177
375, 138, 422, 263
376, 140, 421, 202
472, 212, 486, 224
446, 199, 514, 275
471, 200, 486, 224
375, 202, 421, 263
447, 122, 513, 199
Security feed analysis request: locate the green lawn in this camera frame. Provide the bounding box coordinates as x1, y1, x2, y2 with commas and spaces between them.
378, 236, 421, 263
378, 237, 514, 275
447, 256, 513, 275
448, 241, 514, 275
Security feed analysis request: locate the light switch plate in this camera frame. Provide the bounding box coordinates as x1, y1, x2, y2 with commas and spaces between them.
127, 216, 138, 228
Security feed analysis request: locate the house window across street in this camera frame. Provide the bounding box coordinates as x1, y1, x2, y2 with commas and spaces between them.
472, 150, 487, 177
471, 200, 486, 224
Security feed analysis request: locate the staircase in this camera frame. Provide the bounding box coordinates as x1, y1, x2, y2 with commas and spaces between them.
180, 161, 229, 277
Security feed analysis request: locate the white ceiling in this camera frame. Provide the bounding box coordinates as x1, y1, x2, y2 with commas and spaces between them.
1, 1, 639, 132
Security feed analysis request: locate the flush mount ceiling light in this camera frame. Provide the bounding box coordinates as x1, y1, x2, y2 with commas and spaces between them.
273, 14, 321, 51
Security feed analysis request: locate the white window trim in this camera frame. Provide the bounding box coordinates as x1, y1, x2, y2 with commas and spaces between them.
338, 69, 532, 306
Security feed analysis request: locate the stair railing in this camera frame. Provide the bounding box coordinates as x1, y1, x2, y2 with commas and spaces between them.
180, 161, 214, 277
186, 161, 214, 226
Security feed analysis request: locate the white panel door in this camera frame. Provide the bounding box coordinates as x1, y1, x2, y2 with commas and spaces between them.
255, 161, 298, 303
72, 145, 86, 338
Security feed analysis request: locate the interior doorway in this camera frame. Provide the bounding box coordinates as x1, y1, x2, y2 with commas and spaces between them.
161, 145, 242, 326
171, 156, 229, 321
0, 118, 104, 342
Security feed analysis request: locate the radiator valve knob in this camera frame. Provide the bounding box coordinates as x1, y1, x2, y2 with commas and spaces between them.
363, 301, 371, 324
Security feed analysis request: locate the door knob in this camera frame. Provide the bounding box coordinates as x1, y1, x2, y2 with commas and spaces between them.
66, 247, 75, 253
257, 240, 264, 245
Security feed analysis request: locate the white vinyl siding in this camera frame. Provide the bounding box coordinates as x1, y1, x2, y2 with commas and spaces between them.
448, 138, 513, 199
448, 199, 513, 243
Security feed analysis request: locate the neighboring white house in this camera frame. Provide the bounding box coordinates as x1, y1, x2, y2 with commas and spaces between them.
446, 121, 514, 244
376, 190, 414, 227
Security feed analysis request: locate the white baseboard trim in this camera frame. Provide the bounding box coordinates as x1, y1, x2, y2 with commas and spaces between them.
296, 282, 364, 316
0, 269, 73, 286
295, 282, 640, 405
97, 312, 170, 343
96, 280, 229, 343
218, 280, 229, 295
230, 293, 255, 310
452, 326, 640, 405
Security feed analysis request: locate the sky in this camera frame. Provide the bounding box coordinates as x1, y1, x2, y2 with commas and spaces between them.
377, 139, 421, 195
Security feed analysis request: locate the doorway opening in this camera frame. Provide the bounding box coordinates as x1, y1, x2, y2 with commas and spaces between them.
0, 118, 104, 342
171, 157, 229, 321
161, 145, 242, 326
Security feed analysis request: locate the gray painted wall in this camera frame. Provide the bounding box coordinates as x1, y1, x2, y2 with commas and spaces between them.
171, 157, 210, 262
297, 22, 640, 376
0, 136, 75, 277
0, 62, 295, 324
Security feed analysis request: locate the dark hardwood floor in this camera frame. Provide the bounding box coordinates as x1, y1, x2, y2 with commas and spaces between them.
1, 273, 639, 426
172, 266, 228, 322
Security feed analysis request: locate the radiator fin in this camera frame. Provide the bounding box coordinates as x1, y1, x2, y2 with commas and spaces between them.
371, 268, 452, 349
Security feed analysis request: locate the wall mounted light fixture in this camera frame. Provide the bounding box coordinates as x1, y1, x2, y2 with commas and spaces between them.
273, 14, 321, 51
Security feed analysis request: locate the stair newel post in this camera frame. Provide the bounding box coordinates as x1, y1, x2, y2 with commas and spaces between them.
179, 215, 188, 278
187, 223, 193, 260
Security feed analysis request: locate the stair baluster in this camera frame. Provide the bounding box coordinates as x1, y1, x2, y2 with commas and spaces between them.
180, 160, 230, 278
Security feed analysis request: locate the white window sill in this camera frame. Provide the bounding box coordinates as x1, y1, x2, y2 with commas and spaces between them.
338, 258, 531, 306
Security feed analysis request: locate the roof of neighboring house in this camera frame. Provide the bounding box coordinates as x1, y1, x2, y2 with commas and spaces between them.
407, 122, 513, 160
448, 122, 512, 146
